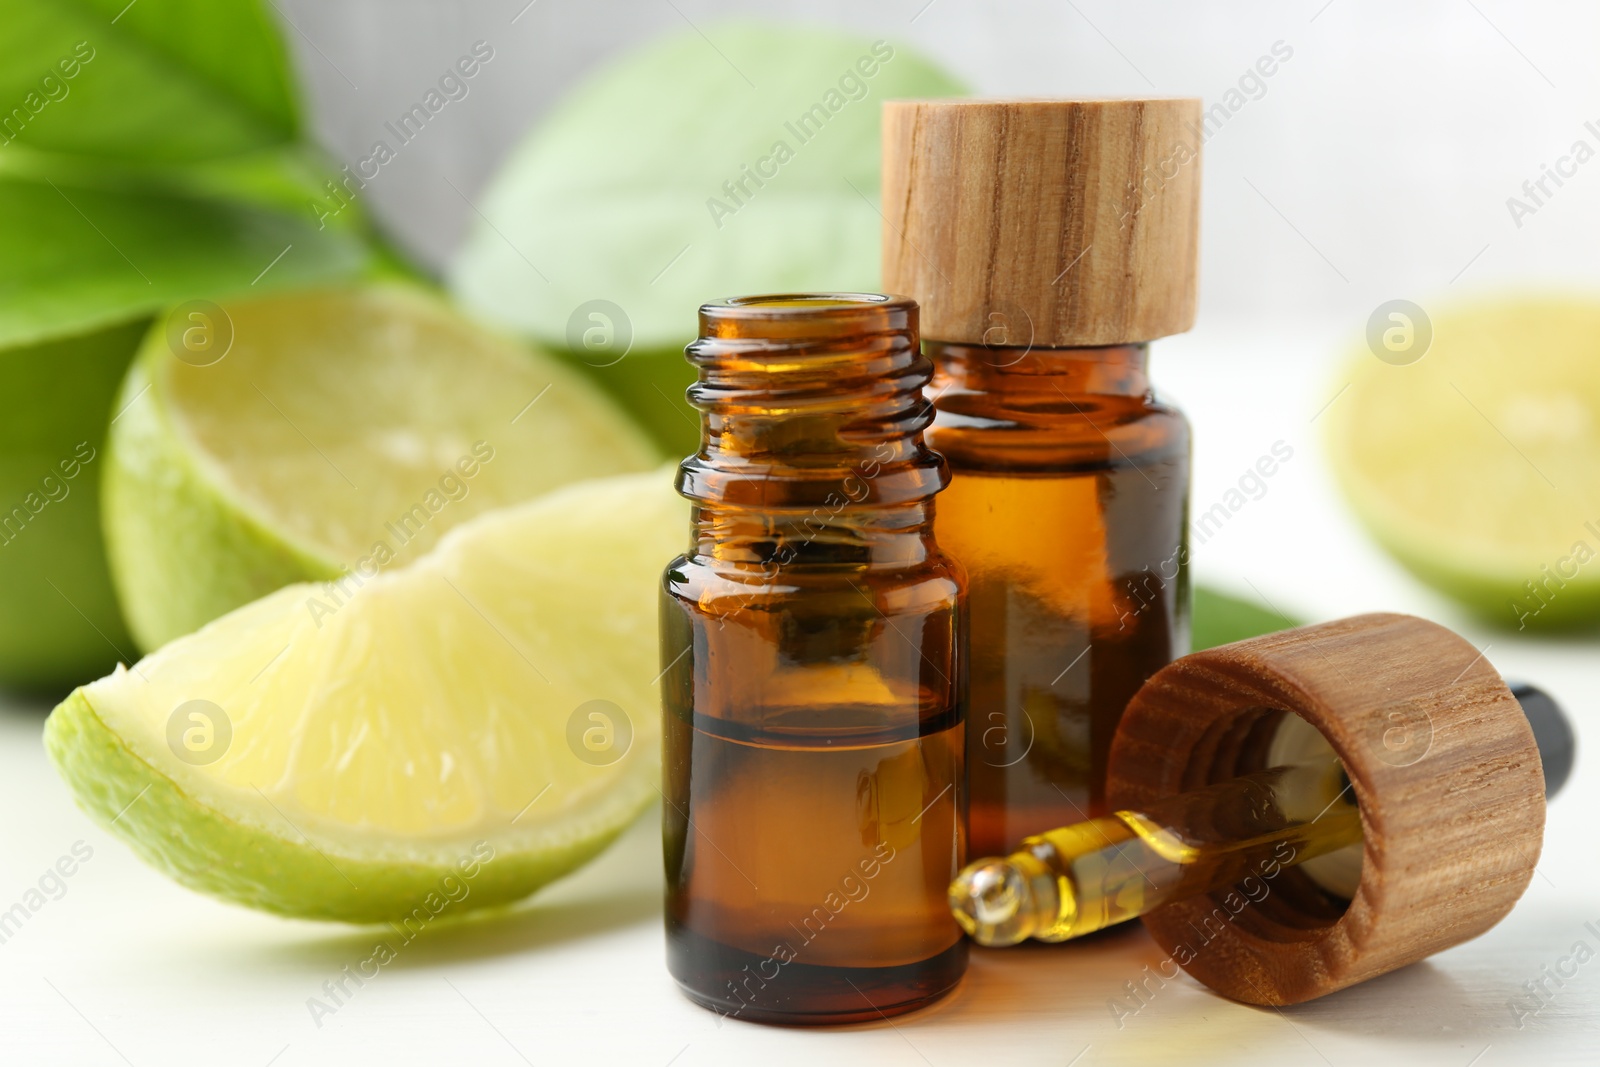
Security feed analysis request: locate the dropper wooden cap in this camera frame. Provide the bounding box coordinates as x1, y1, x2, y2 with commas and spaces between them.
881, 98, 1201, 347
1106, 614, 1546, 1006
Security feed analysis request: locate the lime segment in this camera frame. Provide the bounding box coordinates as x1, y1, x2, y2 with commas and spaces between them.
47, 469, 684, 922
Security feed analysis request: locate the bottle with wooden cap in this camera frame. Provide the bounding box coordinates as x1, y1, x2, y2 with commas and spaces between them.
882, 98, 1202, 856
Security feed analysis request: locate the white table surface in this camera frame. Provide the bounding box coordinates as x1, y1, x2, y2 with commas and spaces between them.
3, 318, 1596, 1065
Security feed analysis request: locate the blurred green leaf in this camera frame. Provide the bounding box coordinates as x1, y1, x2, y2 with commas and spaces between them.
0, 318, 145, 689
450, 22, 964, 449
0, 0, 388, 689
0, 0, 299, 164
0, 172, 368, 346
1192, 584, 1300, 651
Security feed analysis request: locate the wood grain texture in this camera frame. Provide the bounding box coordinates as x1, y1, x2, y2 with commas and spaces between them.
1106, 613, 1546, 1006
881, 98, 1202, 347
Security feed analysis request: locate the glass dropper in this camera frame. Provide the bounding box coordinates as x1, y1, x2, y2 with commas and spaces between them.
950, 681, 1574, 947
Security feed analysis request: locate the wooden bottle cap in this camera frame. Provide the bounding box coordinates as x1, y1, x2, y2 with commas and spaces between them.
1105, 613, 1546, 1006
881, 98, 1202, 347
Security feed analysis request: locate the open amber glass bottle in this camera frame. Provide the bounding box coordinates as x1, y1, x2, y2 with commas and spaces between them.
660, 294, 968, 1025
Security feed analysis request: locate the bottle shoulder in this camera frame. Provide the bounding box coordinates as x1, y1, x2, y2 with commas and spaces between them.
928, 391, 1190, 474
663, 552, 966, 612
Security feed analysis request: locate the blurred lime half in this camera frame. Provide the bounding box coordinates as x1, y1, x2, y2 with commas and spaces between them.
1326, 295, 1600, 629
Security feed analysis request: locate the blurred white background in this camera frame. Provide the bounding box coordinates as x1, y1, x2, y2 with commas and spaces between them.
279, 0, 1600, 323
271, 0, 1600, 627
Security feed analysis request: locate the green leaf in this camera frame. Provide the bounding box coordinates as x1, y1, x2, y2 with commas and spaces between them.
0, 172, 368, 347
0, 0, 298, 164
0, 318, 145, 689
450, 22, 966, 354
1192, 584, 1301, 651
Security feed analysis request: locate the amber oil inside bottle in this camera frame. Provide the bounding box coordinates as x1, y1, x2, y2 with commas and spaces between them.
660, 294, 968, 1025
925, 340, 1190, 858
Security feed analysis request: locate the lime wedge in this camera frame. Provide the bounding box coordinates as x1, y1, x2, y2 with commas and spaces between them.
46, 469, 683, 922
1326, 295, 1600, 628
104, 284, 659, 649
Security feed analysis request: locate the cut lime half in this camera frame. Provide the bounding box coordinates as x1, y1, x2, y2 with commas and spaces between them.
1327, 295, 1600, 628
104, 284, 659, 649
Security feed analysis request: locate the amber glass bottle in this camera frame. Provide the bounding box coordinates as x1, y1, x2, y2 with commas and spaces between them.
660, 294, 967, 1025
883, 98, 1202, 856
925, 342, 1189, 854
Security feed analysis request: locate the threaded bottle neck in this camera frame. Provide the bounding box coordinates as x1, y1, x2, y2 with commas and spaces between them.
678, 294, 948, 511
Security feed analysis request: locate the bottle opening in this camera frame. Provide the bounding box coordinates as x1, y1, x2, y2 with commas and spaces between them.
696, 293, 918, 346
711, 292, 902, 311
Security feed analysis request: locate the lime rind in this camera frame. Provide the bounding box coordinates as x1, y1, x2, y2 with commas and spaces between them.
44, 687, 639, 923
